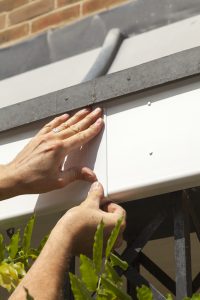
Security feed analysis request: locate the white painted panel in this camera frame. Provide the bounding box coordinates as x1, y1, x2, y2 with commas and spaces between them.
106, 80, 200, 201
1, 79, 200, 224
0, 116, 107, 226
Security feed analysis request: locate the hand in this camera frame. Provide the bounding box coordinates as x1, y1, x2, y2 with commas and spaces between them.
8, 183, 126, 300
0, 107, 104, 200
54, 182, 126, 256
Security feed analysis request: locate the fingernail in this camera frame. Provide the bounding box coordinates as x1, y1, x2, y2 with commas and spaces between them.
82, 107, 91, 112
86, 169, 97, 179
62, 113, 69, 118
92, 107, 102, 114
90, 181, 100, 191
95, 118, 103, 125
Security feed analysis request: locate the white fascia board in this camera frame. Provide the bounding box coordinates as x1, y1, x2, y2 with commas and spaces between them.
1, 79, 200, 226
106, 78, 200, 201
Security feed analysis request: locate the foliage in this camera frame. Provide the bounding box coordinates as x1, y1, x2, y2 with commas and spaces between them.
0, 215, 48, 294
136, 285, 153, 300
0, 215, 200, 300
69, 217, 132, 300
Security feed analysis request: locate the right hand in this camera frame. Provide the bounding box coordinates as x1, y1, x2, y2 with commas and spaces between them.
0, 108, 104, 200
55, 182, 126, 256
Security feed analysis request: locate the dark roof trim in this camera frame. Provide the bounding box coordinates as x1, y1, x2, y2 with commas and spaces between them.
1, 45, 200, 133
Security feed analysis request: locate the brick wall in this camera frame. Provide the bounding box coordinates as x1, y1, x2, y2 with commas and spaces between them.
0, 0, 128, 48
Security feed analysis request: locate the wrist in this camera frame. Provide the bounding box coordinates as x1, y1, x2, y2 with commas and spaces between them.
0, 164, 21, 200
53, 209, 85, 256
52, 216, 76, 253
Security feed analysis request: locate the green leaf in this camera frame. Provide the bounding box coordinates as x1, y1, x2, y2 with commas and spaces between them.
69, 272, 93, 300
101, 275, 131, 300
97, 292, 114, 300
9, 230, 20, 259
97, 288, 113, 299
110, 252, 128, 271
0, 262, 18, 292
12, 262, 26, 278
93, 220, 104, 274
22, 216, 35, 254
80, 254, 98, 292
104, 261, 122, 285
166, 294, 173, 300
191, 295, 200, 300
136, 285, 153, 300
96, 296, 110, 300
24, 287, 35, 300
37, 235, 49, 253
0, 234, 4, 262
27, 248, 39, 260
106, 218, 123, 258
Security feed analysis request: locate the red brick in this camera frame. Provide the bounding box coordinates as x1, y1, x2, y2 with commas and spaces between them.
0, 13, 6, 30
82, 0, 127, 15
57, 0, 81, 7
32, 4, 80, 33
0, 23, 29, 45
0, 0, 29, 13
9, 0, 55, 25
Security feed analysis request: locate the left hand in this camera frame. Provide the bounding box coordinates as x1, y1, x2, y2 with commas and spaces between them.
0, 107, 104, 200
55, 182, 126, 256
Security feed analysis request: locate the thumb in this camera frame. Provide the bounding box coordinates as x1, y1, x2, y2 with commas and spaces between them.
60, 166, 97, 186
82, 181, 104, 209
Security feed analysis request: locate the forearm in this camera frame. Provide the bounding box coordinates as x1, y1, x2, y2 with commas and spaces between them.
9, 221, 73, 300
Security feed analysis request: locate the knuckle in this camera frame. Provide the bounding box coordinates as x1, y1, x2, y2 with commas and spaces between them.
70, 125, 80, 134
63, 122, 69, 129
77, 132, 86, 142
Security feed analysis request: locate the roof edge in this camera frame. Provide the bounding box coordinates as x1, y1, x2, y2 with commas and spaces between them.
0, 45, 200, 133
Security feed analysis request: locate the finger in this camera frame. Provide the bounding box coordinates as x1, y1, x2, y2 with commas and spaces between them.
103, 203, 126, 219
58, 167, 97, 188
58, 107, 102, 139
63, 118, 104, 152
37, 114, 70, 136
56, 107, 91, 132
82, 181, 104, 209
